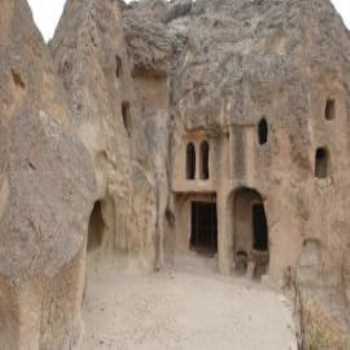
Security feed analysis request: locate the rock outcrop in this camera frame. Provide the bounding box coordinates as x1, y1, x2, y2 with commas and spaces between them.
122, 1, 181, 267
169, 0, 350, 340
1, 0, 350, 348
0, 0, 95, 349
51, 0, 160, 271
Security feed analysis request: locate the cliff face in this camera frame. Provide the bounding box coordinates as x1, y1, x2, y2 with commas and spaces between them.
121, 0, 350, 339
122, 0, 181, 267
51, 0, 160, 271
173, 0, 350, 127
0, 0, 350, 348
169, 0, 350, 337
0, 0, 95, 349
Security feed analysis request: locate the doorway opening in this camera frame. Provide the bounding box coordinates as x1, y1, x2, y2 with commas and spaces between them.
233, 188, 269, 279
88, 201, 105, 252
191, 201, 217, 256
252, 204, 268, 251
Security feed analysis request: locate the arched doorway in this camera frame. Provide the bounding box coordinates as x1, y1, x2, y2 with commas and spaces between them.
233, 188, 269, 279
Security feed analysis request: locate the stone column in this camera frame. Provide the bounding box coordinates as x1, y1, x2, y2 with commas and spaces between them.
217, 190, 233, 275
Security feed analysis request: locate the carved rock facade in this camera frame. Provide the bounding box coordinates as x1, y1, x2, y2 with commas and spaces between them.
0, 0, 349, 348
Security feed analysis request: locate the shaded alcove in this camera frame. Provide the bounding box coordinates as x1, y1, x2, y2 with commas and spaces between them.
258, 118, 268, 145
325, 99, 336, 120
121, 101, 131, 136
200, 140, 210, 180
315, 147, 329, 179
11, 69, 25, 89
115, 55, 122, 78
186, 142, 196, 180
233, 188, 269, 278
190, 201, 218, 256
88, 201, 105, 252
252, 204, 268, 251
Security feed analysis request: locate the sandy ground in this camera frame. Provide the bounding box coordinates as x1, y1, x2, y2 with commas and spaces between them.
82, 254, 297, 350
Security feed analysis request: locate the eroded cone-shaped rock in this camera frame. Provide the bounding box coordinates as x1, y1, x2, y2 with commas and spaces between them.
51, 0, 158, 270
0, 0, 95, 349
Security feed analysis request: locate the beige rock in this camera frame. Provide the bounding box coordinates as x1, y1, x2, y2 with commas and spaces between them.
168, 0, 350, 335
0, 0, 95, 348
1, 0, 350, 347
51, 0, 159, 272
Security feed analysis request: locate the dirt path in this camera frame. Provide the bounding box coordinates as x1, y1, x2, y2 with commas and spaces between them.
82, 254, 297, 350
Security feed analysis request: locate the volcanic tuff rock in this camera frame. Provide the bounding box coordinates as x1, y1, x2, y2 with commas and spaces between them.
1, 0, 350, 348
0, 0, 95, 349
51, 0, 160, 271
170, 0, 350, 338
173, 0, 350, 128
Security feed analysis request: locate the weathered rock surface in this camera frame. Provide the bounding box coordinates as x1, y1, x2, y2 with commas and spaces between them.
169, 0, 350, 339
1, 0, 350, 348
122, 0, 183, 267
0, 0, 95, 349
51, 0, 159, 271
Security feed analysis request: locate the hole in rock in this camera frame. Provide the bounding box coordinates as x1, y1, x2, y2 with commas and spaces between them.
88, 201, 105, 251
115, 55, 122, 78
11, 69, 25, 89
200, 140, 209, 180
186, 142, 196, 180
190, 201, 217, 256
234, 188, 269, 278
121, 101, 131, 136
258, 118, 268, 145
315, 147, 329, 179
325, 99, 335, 120
252, 204, 268, 251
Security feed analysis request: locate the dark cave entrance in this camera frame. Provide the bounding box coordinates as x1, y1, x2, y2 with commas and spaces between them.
88, 201, 105, 252
190, 201, 218, 256
233, 188, 269, 278
252, 204, 268, 251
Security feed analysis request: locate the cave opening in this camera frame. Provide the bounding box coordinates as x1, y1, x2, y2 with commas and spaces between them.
88, 201, 105, 252
190, 201, 218, 256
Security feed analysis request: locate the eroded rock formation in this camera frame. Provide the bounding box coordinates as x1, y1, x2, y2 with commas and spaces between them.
51, 0, 160, 271
168, 0, 350, 341
0, 0, 350, 348
0, 0, 95, 348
